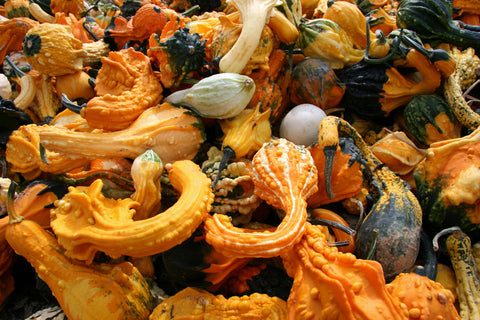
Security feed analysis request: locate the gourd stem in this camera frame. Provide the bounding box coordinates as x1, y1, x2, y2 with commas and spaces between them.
457, 20, 480, 32
61, 93, 86, 114
6, 182, 23, 225
83, 22, 100, 42
366, 228, 379, 260
4, 56, 26, 78
211, 146, 235, 190
354, 199, 365, 234
432, 226, 463, 251
181, 5, 200, 17
39, 143, 49, 164
1, 156, 7, 178
328, 240, 351, 247
310, 218, 356, 236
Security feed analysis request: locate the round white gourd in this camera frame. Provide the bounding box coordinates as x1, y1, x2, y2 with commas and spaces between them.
279, 104, 327, 146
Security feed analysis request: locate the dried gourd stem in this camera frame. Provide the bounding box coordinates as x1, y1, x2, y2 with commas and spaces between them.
39, 143, 49, 165
432, 226, 463, 251
82, 22, 100, 41
1, 156, 7, 178
211, 146, 235, 190
462, 79, 480, 98
325, 107, 345, 117
327, 240, 351, 247
6, 182, 23, 225
61, 93, 86, 114
365, 228, 379, 260
353, 199, 365, 234
382, 127, 427, 156
310, 218, 356, 236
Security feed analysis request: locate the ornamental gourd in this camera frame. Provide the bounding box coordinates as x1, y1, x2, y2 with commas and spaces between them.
50, 159, 214, 263
317, 116, 422, 281
64, 48, 164, 131
5, 183, 154, 320
289, 57, 346, 110
22, 23, 110, 76
38, 103, 205, 165
433, 227, 480, 320
204, 138, 318, 258
149, 287, 288, 320
402, 94, 461, 146
414, 127, 480, 233
281, 222, 408, 320
297, 18, 365, 69
396, 0, 480, 51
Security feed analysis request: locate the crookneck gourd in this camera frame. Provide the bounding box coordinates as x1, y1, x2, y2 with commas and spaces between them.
204, 138, 318, 258
281, 222, 408, 320
50, 159, 214, 263
414, 126, 480, 233
433, 227, 480, 320
443, 46, 480, 131
68, 47, 164, 131
39, 103, 205, 165
5, 183, 153, 320
317, 116, 422, 281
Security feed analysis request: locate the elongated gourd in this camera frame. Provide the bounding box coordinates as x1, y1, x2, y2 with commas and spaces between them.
5, 183, 154, 320
50, 160, 214, 264
39, 103, 205, 165
434, 227, 480, 320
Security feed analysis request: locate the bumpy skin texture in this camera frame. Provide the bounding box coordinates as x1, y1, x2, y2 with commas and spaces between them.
5, 210, 153, 320
50, 160, 214, 263
84, 48, 163, 131
386, 272, 460, 320
204, 138, 318, 258
149, 287, 288, 320
281, 223, 409, 320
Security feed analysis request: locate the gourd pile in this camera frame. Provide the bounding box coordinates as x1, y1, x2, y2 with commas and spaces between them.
1, 0, 480, 319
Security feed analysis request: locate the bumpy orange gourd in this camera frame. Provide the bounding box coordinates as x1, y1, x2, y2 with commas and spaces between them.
386, 272, 460, 320
5, 183, 153, 320
281, 222, 409, 320
204, 138, 318, 258
82, 48, 163, 131
149, 287, 288, 320
50, 160, 214, 263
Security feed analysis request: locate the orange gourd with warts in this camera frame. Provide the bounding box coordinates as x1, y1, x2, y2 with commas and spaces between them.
204, 138, 318, 258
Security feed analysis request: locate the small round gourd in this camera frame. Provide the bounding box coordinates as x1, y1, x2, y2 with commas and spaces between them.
279, 103, 326, 146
